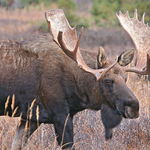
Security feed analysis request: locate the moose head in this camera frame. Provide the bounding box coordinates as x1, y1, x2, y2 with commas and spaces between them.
45, 9, 150, 141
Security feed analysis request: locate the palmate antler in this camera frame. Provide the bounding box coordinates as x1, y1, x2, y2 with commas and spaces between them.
116, 9, 150, 75
45, 9, 117, 81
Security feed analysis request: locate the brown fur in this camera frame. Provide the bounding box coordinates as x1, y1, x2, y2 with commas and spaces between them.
0, 34, 139, 149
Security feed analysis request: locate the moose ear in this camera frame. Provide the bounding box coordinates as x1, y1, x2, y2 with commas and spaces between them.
118, 49, 135, 66
97, 46, 107, 68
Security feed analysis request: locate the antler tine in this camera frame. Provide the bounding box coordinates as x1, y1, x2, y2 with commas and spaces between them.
134, 9, 138, 19
57, 27, 84, 62
45, 9, 117, 81
142, 12, 145, 24
125, 54, 150, 75
116, 9, 150, 75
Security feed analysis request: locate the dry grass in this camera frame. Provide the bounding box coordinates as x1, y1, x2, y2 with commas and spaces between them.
0, 7, 150, 150
0, 4, 58, 41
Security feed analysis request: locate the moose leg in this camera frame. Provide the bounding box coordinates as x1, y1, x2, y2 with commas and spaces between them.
11, 119, 40, 150
53, 114, 74, 150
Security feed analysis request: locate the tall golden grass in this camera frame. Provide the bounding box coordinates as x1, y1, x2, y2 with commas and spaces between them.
0, 7, 150, 150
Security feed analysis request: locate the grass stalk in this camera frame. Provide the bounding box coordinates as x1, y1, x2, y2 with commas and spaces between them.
4, 96, 10, 115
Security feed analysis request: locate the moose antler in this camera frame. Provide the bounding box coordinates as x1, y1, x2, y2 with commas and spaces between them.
116, 9, 150, 75
45, 9, 117, 81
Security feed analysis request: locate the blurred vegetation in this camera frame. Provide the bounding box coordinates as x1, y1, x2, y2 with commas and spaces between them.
56, 0, 89, 29
0, 0, 8, 7
20, 0, 53, 7
92, 0, 121, 27
1, 0, 150, 29
120, 0, 150, 23
20, 0, 89, 30
57, 0, 79, 28
37, 19, 49, 32
92, 0, 150, 27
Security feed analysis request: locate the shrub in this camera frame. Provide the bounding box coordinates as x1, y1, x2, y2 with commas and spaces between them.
0, 0, 8, 7
91, 0, 150, 27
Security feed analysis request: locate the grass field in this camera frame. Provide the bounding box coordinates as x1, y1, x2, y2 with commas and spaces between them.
0, 7, 150, 150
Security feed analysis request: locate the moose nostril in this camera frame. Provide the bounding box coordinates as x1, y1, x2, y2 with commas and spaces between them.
125, 106, 139, 118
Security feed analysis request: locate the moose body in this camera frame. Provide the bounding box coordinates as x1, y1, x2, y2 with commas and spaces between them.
0, 33, 139, 149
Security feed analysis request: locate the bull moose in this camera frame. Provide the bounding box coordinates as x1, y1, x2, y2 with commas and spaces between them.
0, 9, 150, 150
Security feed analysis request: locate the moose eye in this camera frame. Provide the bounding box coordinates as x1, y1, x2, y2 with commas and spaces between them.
106, 80, 110, 83
104, 79, 114, 85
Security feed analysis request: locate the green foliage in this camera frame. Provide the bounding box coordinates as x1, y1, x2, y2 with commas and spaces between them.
4, 0, 150, 28
57, 0, 79, 28
20, 0, 52, 7
78, 17, 89, 29
120, 0, 150, 24
37, 20, 49, 32
91, 0, 150, 27
0, 0, 8, 7
55, 0, 89, 29
57, 0, 76, 11
92, 0, 121, 27
19, 0, 89, 29
36, 0, 89, 31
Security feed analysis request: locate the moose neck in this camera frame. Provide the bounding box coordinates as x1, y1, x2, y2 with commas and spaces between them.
70, 50, 104, 111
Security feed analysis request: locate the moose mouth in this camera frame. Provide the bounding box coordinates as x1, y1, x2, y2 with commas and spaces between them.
117, 106, 139, 119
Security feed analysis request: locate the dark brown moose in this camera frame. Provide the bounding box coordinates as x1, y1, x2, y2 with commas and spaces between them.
0, 9, 149, 150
